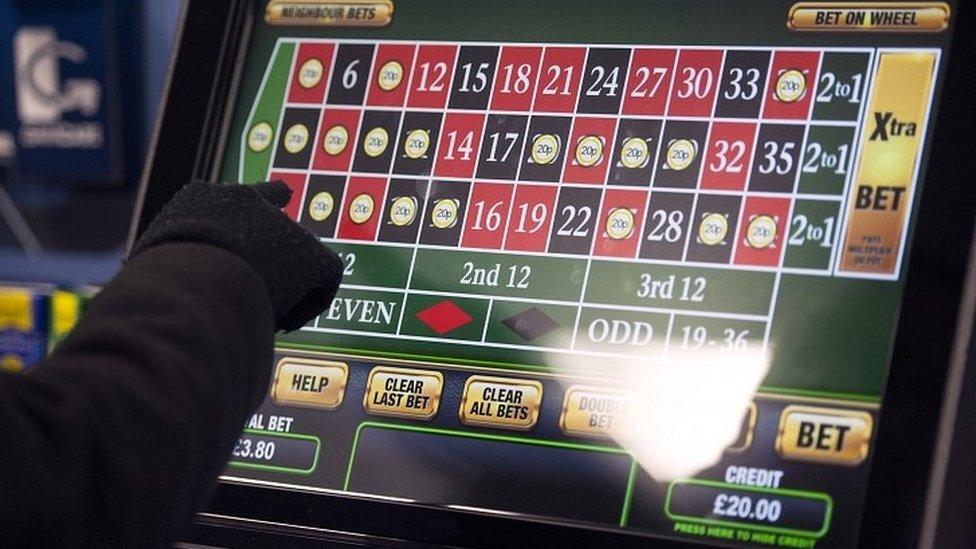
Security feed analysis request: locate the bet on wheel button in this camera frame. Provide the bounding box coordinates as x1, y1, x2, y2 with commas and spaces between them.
271, 357, 348, 410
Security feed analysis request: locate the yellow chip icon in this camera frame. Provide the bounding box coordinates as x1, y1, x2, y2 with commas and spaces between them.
746, 215, 778, 249
247, 122, 274, 153
605, 208, 635, 240
620, 137, 649, 169
298, 58, 324, 89
308, 191, 335, 222
698, 212, 729, 246
389, 196, 418, 227
666, 139, 697, 171
531, 134, 560, 165
322, 124, 349, 156
431, 199, 459, 229
363, 127, 389, 157
378, 60, 404, 91
349, 193, 375, 224
775, 69, 806, 103
283, 123, 310, 154
404, 129, 430, 159
575, 135, 604, 167
0, 354, 24, 373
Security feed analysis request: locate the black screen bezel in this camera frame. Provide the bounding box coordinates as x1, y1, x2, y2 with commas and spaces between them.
130, 1, 976, 546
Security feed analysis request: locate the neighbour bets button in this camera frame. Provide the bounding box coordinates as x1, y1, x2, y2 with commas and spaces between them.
775, 405, 873, 466
363, 366, 443, 420
271, 357, 348, 410
459, 375, 543, 431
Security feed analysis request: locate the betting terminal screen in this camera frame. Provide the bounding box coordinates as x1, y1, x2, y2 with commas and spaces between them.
215, 1, 955, 546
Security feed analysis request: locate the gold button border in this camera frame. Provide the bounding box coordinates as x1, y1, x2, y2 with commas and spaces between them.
362, 366, 444, 420
775, 404, 873, 466
271, 357, 349, 410
459, 375, 544, 431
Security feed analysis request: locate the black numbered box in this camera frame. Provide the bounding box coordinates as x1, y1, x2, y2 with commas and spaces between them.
685, 193, 741, 264
608, 118, 663, 186
714, 50, 771, 119
577, 48, 630, 114
419, 180, 471, 247
392, 111, 443, 176
548, 186, 602, 255
749, 123, 805, 193
327, 43, 375, 105
449, 45, 499, 110
352, 110, 403, 174
378, 178, 430, 244
519, 116, 572, 183
299, 175, 346, 238
639, 191, 694, 261
476, 114, 529, 181
653, 120, 708, 189
273, 108, 321, 170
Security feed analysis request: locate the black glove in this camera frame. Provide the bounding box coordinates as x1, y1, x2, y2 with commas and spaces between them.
131, 181, 343, 331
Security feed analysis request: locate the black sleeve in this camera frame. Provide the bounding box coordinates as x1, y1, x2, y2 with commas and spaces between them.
0, 242, 275, 548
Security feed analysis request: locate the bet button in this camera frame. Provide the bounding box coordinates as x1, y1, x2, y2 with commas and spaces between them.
559, 386, 636, 438
363, 366, 443, 420
460, 375, 543, 431
271, 357, 348, 410
775, 405, 873, 466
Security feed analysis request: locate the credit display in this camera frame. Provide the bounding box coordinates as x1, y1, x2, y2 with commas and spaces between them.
216, 2, 955, 546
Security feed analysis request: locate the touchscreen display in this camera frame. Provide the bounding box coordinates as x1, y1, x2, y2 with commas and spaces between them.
216, 1, 955, 545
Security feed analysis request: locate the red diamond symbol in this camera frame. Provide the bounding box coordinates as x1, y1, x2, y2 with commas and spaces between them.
415, 300, 473, 335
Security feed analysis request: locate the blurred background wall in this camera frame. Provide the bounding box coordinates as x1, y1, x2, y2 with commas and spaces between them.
0, 0, 184, 285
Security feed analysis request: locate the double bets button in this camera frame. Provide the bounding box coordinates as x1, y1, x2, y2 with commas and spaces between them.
459, 375, 543, 431
271, 357, 348, 410
363, 366, 443, 420
776, 405, 873, 466
559, 386, 636, 439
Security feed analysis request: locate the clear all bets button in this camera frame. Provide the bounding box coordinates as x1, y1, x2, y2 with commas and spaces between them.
363, 366, 443, 419
775, 405, 873, 466
459, 375, 543, 431
271, 357, 348, 410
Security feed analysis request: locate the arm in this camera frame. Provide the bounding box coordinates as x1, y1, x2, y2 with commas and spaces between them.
0, 244, 272, 546
0, 182, 341, 547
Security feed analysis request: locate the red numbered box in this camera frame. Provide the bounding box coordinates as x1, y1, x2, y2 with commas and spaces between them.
563, 117, 617, 185
593, 188, 648, 258
268, 171, 307, 221
434, 112, 485, 178
288, 43, 335, 104
311, 108, 361, 172
532, 47, 586, 113
622, 48, 677, 116
700, 122, 758, 191
461, 182, 515, 249
503, 184, 558, 252
491, 46, 543, 111
668, 49, 724, 117
734, 196, 791, 267
763, 51, 821, 120
337, 177, 387, 241
407, 44, 458, 108
366, 43, 416, 107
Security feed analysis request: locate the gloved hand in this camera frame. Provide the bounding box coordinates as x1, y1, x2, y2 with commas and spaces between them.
130, 181, 343, 331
